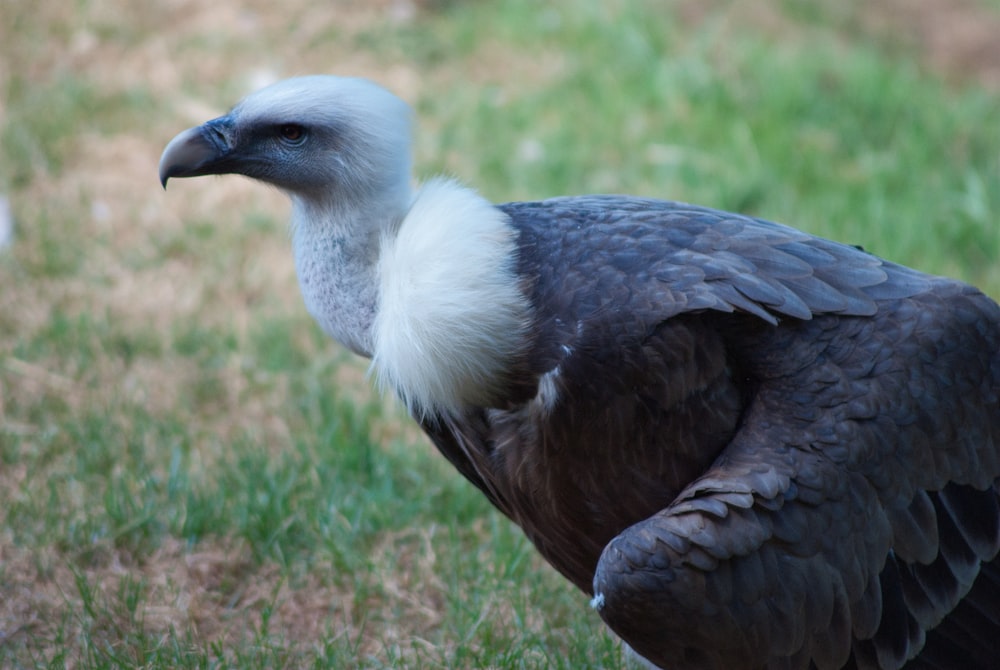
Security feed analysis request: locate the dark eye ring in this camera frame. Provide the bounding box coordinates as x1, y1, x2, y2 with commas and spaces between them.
278, 124, 306, 143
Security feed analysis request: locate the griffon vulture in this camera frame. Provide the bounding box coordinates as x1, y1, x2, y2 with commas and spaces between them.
160, 75, 1000, 669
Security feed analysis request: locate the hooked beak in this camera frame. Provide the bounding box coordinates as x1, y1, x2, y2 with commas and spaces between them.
158, 117, 236, 188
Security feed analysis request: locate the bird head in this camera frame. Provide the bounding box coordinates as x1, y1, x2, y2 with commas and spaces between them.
159, 75, 413, 207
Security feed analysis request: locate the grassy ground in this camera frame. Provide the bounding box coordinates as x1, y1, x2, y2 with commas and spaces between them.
2, 0, 1000, 667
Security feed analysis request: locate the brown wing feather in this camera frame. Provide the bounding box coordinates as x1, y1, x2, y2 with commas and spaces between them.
590, 283, 1000, 669
418, 197, 1000, 669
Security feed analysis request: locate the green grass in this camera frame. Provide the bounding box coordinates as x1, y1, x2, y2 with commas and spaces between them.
2, 0, 1000, 668
404, 0, 1000, 287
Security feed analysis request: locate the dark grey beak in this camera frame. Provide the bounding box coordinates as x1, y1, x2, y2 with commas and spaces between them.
158, 117, 235, 188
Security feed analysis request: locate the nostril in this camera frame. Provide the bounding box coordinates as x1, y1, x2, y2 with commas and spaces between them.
202, 118, 232, 152
207, 126, 228, 149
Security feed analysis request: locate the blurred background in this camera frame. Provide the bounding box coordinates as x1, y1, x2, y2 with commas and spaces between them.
2, 0, 1000, 667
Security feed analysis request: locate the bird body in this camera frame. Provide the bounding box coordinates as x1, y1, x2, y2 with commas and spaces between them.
160, 75, 1000, 669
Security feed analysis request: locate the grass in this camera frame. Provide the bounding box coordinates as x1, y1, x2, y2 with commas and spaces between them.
2, 0, 1000, 667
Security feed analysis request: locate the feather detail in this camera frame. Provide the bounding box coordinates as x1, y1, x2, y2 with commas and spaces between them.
372, 178, 530, 416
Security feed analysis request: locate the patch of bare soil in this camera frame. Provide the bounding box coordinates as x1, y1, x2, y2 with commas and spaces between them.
678, 0, 1000, 90
0, 537, 345, 664
863, 0, 1000, 90
0, 525, 471, 666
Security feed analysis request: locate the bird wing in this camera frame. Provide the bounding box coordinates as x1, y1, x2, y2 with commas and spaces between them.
415, 197, 1000, 668
501, 196, 931, 338
583, 282, 1000, 668
592, 430, 1000, 669
498, 197, 1000, 668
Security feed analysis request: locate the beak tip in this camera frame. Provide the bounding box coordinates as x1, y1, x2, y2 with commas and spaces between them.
159, 122, 228, 189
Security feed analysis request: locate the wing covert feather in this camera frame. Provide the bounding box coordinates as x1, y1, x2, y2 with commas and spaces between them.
501, 197, 932, 333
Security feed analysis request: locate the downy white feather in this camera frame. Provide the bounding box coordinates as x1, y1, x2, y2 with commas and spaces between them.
373, 178, 530, 417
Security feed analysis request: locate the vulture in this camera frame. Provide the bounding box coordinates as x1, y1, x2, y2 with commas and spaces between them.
159, 75, 1000, 669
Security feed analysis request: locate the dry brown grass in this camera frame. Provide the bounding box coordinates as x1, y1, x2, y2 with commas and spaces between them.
2, 535, 351, 666
670, 0, 1000, 97
1, 521, 554, 666
863, 0, 1000, 90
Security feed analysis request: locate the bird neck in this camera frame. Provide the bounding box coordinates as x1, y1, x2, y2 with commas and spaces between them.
289, 192, 405, 357
289, 180, 531, 417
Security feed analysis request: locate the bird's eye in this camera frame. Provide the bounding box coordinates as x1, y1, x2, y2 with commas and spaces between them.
278, 124, 306, 144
